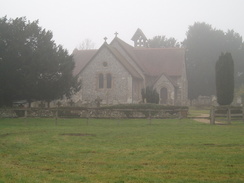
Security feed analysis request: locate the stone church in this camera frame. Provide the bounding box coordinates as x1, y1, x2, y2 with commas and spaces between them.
71, 29, 188, 105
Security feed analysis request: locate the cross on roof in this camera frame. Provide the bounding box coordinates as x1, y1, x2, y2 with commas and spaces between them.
104, 37, 108, 42
114, 32, 118, 37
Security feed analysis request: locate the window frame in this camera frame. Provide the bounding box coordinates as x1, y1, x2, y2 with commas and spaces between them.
106, 73, 112, 89
98, 73, 104, 89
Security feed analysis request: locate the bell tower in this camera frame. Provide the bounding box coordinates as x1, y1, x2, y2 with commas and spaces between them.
131, 28, 148, 48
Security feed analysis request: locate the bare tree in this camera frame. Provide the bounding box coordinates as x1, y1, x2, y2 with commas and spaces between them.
78, 39, 95, 50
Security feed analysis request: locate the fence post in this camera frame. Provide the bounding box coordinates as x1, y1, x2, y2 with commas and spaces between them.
24, 109, 28, 118
55, 109, 58, 126
148, 111, 152, 125
178, 109, 182, 119
210, 106, 215, 125
24, 109, 28, 123
86, 109, 89, 125
227, 106, 231, 125
242, 106, 244, 122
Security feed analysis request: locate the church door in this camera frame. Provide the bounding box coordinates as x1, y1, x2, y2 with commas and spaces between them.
160, 87, 168, 104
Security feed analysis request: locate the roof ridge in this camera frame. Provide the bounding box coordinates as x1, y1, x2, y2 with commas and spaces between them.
153, 73, 178, 87
75, 42, 108, 76
110, 37, 146, 74
134, 47, 184, 50
73, 49, 98, 52
106, 44, 142, 79
112, 37, 134, 48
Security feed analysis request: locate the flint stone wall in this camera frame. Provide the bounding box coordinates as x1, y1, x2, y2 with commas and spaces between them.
0, 108, 188, 119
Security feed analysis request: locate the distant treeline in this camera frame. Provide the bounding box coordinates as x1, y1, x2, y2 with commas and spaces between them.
149, 22, 244, 100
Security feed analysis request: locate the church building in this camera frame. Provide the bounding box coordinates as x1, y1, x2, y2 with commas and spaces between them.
72, 29, 188, 105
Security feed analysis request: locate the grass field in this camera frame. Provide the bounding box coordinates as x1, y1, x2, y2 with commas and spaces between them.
0, 117, 244, 183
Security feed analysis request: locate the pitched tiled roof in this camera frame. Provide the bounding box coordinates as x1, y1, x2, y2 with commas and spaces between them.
106, 44, 142, 79
133, 48, 185, 77
72, 43, 142, 79
112, 37, 185, 77
111, 37, 145, 72
153, 73, 178, 87
72, 38, 185, 79
72, 49, 97, 76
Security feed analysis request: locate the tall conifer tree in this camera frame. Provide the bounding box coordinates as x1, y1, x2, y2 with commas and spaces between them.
215, 52, 234, 105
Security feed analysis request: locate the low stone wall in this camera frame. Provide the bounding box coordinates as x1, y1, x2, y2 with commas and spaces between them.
0, 108, 188, 119
0, 109, 54, 118
0, 109, 18, 118
76, 109, 187, 119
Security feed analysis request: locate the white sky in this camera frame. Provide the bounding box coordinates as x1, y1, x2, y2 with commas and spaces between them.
1, 0, 244, 53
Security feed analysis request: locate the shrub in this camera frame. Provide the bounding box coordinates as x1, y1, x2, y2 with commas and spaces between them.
141, 86, 159, 104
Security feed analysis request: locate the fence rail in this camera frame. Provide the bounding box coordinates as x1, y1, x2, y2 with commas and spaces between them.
210, 106, 244, 124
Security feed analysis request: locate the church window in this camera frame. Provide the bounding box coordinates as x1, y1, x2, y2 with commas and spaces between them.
103, 62, 108, 67
99, 74, 104, 88
79, 79, 82, 89
106, 73, 112, 88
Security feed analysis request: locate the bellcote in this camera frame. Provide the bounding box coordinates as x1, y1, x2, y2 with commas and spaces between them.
131, 28, 148, 48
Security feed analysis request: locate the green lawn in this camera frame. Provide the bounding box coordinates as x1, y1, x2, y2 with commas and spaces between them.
0, 118, 244, 183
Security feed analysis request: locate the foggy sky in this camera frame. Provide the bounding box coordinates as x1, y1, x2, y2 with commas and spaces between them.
1, 0, 243, 53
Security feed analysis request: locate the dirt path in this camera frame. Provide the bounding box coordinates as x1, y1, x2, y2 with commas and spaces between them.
193, 114, 226, 125
193, 114, 210, 124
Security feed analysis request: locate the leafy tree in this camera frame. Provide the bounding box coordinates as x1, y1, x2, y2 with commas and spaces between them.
141, 86, 159, 104
215, 52, 234, 105
148, 35, 180, 48
224, 30, 244, 88
0, 16, 79, 107
236, 85, 244, 104
183, 22, 224, 99
183, 22, 244, 100
0, 17, 28, 106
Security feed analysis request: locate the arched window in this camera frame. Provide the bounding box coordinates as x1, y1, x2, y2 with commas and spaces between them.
160, 87, 168, 104
106, 74, 112, 88
99, 74, 104, 88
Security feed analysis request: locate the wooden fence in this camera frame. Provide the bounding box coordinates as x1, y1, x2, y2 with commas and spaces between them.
210, 106, 244, 124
